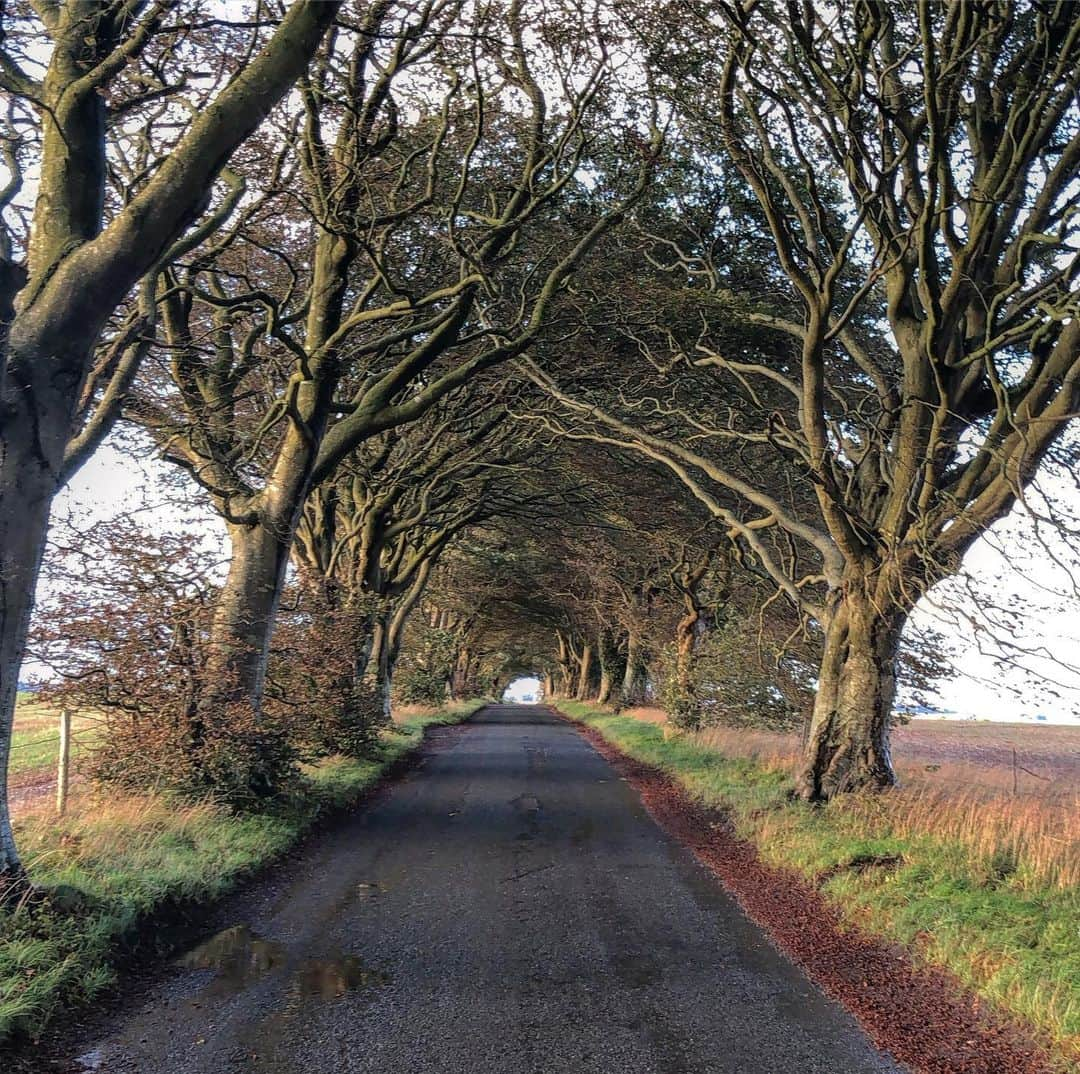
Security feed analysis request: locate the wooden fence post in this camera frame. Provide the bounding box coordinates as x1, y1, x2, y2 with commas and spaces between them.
57, 708, 72, 816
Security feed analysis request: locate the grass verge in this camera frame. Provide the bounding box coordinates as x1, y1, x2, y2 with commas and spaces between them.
556, 701, 1080, 1068
0, 699, 486, 1047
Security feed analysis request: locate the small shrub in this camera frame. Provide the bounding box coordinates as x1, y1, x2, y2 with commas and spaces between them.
31, 517, 299, 805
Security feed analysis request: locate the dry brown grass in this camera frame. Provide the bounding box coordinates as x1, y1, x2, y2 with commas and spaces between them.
645, 716, 1080, 892
390, 702, 443, 724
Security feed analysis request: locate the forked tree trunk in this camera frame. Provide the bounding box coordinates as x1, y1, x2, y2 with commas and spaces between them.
796, 589, 905, 801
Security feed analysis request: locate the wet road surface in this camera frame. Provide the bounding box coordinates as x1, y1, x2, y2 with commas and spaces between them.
70, 705, 903, 1073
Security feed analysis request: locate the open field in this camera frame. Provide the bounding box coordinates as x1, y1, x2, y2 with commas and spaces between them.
564, 702, 1080, 1069
9, 696, 101, 812
624, 705, 1080, 798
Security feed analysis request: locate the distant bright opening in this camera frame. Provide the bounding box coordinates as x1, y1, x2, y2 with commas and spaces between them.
503, 676, 541, 703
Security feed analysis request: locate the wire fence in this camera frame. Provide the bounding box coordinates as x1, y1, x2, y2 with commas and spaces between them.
10, 713, 102, 816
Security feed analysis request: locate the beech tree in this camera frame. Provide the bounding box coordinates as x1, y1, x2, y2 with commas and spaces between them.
132, 0, 658, 724
0, 0, 340, 884
527, 0, 1080, 798
291, 384, 545, 719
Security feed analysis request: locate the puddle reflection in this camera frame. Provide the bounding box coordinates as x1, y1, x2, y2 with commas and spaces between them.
295, 956, 389, 998
181, 925, 286, 989
179, 925, 388, 1000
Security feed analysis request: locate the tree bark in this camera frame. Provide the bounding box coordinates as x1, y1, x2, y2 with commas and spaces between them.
621, 632, 646, 703
202, 519, 294, 715
366, 611, 394, 725
597, 664, 613, 705
575, 641, 593, 701
554, 632, 574, 697
796, 588, 905, 801
0, 431, 57, 882
674, 607, 698, 695
596, 630, 617, 705
450, 646, 473, 700
670, 563, 711, 728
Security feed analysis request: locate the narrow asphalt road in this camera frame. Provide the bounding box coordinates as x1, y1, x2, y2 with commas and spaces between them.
70, 705, 903, 1074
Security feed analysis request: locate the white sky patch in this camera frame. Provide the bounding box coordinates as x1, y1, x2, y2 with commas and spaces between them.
503, 676, 541, 703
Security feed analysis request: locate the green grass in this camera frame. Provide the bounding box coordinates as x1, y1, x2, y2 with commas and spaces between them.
0, 699, 486, 1047
557, 701, 1080, 1067
9, 697, 101, 779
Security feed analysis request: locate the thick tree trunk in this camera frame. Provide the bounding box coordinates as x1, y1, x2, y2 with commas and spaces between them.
0, 432, 59, 882
621, 632, 646, 703
366, 613, 394, 725
554, 632, 574, 698
675, 610, 698, 697
796, 590, 905, 801
380, 565, 430, 718
671, 577, 711, 729
202, 519, 293, 714
575, 641, 593, 700
596, 631, 617, 705
597, 664, 613, 705
376, 641, 396, 724
449, 646, 472, 700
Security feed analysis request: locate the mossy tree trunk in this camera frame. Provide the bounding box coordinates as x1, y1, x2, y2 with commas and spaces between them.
620, 632, 647, 704
596, 630, 618, 705
796, 586, 905, 801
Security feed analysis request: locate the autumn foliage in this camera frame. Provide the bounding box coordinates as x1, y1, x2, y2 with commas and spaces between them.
31, 518, 383, 804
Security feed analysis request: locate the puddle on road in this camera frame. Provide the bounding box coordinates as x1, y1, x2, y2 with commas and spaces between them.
294, 956, 389, 998
179, 924, 389, 1000
180, 925, 287, 989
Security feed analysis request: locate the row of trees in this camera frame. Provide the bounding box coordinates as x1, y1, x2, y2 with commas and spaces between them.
3, 0, 1079, 887
0, 0, 656, 883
